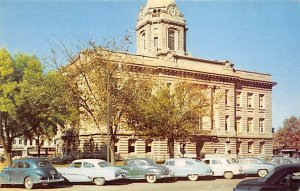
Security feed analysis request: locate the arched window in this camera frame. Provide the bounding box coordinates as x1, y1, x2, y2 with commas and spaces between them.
168, 29, 175, 50
141, 31, 146, 50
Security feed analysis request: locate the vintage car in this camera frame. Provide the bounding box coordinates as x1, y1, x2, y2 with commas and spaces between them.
119, 158, 172, 183
235, 157, 275, 177
0, 158, 64, 189
57, 159, 127, 186
164, 158, 213, 181
271, 156, 300, 166
233, 163, 300, 191
202, 157, 243, 179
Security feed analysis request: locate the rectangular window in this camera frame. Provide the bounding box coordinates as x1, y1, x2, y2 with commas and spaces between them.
247, 93, 253, 108
259, 118, 264, 133
145, 140, 152, 153
259, 142, 265, 154
247, 118, 253, 132
168, 29, 175, 50
248, 142, 253, 154
259, 94, 264, 109
236, 91, 241, 107
19, 138, 23, 145
154, 37, 158, 47
225, 115, 229, 131
128, 139, 136, 153
225, 89, 229, 106
236, 117, 241, 132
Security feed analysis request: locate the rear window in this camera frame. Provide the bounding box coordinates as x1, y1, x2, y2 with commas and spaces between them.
37, 161, 52, 167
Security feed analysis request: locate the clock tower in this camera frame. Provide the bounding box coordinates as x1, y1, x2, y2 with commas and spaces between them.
136, 0, 188, 57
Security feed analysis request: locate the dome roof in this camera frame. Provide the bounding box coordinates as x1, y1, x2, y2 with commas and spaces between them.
146, 0, 176, 8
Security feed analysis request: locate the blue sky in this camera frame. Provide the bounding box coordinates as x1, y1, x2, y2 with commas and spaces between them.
0, 0, 300, 130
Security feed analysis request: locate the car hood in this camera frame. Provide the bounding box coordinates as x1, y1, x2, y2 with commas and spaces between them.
236, 178, 264, 188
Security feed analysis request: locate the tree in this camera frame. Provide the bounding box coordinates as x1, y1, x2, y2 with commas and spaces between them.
275, 116, 300, 150
0, 48, 73, 165
51, 37, 140, 164
127, 81, 211, 158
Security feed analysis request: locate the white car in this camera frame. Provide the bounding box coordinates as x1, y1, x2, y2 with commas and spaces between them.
164, 158, 213, 181
57, 159, 127, 186
202, 157, 243, 179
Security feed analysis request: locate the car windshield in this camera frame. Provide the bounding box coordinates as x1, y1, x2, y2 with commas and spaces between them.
37, 161, 52, 167
98, 161, 111, 167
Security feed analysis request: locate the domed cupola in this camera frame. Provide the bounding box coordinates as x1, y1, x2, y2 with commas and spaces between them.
136, 0, 188, 57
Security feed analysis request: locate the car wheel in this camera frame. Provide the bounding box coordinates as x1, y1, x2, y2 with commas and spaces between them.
94, 177, 105, 186
258, 169, 268, 177
24, 177, 34, 189
146, 174, 157, 183
187, 174, 199, 181
224, 172, 234, 179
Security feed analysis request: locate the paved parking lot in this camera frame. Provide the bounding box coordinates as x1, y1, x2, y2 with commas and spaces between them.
0, 177, 253, 191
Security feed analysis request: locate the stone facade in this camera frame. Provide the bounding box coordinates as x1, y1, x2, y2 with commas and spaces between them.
56, 0, 276, 161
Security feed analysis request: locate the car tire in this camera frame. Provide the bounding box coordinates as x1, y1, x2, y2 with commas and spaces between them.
187, 174, 199, 181
258, 169, 268, 177
24, 177, 34, 189
224, 172, 234, 179
94, 177, 105, 186
146, 174, 157, 183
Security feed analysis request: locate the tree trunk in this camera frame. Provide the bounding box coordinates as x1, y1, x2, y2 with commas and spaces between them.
37, 136, 41, 158
167, 138, 175, 158
110, 135, 116, 165
3, 139, 13, 166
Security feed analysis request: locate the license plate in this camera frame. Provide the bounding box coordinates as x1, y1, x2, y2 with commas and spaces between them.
50, 170, 56, 175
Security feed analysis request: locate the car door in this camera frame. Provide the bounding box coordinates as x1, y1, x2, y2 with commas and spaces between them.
8, 162, 26, 184
66, 161, 90, 182
165, 161, 177, 176
127, 161, 140, 178
174, 160, 188, 177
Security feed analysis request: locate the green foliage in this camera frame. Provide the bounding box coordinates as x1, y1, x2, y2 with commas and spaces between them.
127, 80, 210, 141
0, 48, 74, 164
275, 116, 300, 148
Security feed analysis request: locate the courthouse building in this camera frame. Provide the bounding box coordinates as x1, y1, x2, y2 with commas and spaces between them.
57, 0, 276, 161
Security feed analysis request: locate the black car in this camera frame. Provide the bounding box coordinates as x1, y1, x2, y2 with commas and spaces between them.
233, 163, 300, 191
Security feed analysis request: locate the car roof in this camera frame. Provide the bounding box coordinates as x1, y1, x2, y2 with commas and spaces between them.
166, 158, 196, 161
72, 159, 106, 163
265, 163, 300, 183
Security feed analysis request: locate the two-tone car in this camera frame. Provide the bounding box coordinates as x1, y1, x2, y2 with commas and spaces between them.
164, 158, 213, 181
0, 158, 64, 189
57, 159, 127, 186
235, 157, 275, 177
119, 158, 172, 183
202, 157, 243, 179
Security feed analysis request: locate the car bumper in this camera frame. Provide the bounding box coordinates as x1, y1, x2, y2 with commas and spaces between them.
157, 173, 174, 179
38, 178, 64, 184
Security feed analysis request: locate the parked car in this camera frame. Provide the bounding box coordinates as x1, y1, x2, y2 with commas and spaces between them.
57, 159, 127, 186
202, 157, 243, 179
235, 157, 275, 177
119, 158, 172, 183
0, 158, 64, 189
271, 156, 300, 166
164, 158, 213, 181
233, 163, 300, 191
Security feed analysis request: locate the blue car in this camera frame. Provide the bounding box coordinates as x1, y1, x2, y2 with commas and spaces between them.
164, 158, 213, 181
0, 158, 64, 189
235, 157, 275, 177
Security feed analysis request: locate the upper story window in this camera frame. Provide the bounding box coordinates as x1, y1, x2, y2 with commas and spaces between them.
141, 31, 146, 50
247, 117, 253, 132
168, 29, 175, 50
236, 117, 241, 132
225, 89, 229, 106
259, 94, 265, 109
225, 115, 229, 131
259, 118, 265, 133
236, 91, 241, 107
154, 36, 158, 47
247, 93, 253, 108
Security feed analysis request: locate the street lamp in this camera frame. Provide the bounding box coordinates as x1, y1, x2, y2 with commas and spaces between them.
106, 62, 122, 163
